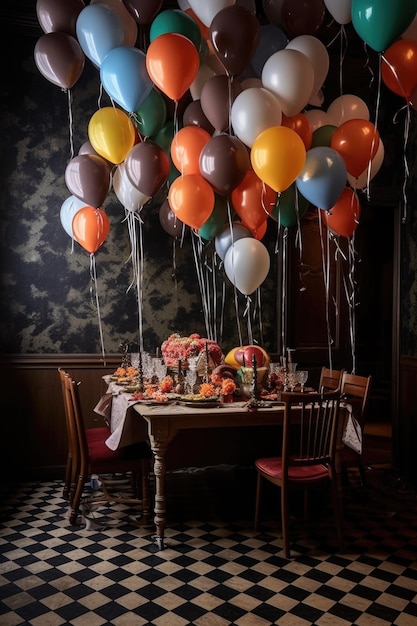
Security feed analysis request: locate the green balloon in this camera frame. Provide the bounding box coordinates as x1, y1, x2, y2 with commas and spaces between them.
135, 88, 167, 138
351, 0, 417, 52
153, 121, 175, 154
150, 9, 201, 51
198, 195, 228, 241
311, 125, 337, 148
273, 183, 309, 228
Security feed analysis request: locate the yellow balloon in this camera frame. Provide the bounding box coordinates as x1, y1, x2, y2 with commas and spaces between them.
88, 107, 136, 165
250, 126, 306, 192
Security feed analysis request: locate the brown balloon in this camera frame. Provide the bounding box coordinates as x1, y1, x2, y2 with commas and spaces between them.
182, 100, 215, 136
34, 32, 85, 90
159, 199, 187, 239
209, 5, 260, 76
281, 0, 325, 38
200, 75, 242, 132
125, 141, 170, 197
65, 154, 111, 208
199, 135, 250, 197
36, 0, 85, 37
122, 0, 162, 25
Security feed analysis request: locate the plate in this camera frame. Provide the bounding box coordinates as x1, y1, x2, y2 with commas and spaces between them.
182, 400, 219, 408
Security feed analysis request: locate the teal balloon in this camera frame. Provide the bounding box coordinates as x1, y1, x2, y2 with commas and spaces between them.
150, 9, 201, 50
272, 183, 309, 228
351, 0, 417, 52
135, 88, 167, 138
198, 195, 228, 240
311, 125, 337, 148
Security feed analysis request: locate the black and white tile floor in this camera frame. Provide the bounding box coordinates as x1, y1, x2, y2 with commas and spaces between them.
1, 466, 416, 626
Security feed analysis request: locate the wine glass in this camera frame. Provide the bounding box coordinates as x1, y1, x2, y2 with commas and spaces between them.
296, 370, 309, 392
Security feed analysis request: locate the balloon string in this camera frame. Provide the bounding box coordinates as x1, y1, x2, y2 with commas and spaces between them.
339, 235, 357, 373
281, 226, 288, 356
256, 287, 265, 346
317, 209, 334, 370
67, 88, 74, 159
89, 253, 106, 366
191, 231, 211, 339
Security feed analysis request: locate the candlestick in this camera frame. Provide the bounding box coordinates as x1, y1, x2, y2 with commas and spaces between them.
138, 351, 144, 392
205, 342, 210, 383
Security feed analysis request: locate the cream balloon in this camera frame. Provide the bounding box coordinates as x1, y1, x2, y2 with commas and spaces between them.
286, 35, 329, 101
188, 0, 236, 27
347, 138, 385, 190
231, 87, 282, 148
304, 108, 334, 132
327, 94, 370, 126
113, 162, 150, 212
262, 48, 314, 117
323, 0, 352, 25
224, 237, 270, 295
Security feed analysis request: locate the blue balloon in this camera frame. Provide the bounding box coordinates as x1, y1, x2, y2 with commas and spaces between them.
100, 46, 153, 113
296, 147, 347, 211
251, 24, 288, 78
76, 4, 124, 67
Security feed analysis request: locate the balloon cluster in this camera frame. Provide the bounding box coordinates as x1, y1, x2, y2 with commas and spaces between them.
34, 0, 417, 283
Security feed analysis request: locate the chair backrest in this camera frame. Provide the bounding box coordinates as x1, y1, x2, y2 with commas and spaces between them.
280, 390, 341, 472
319, 367, 344, 392
340, 372, 372, 427
59, 368, 79, 462
61, 370, 90, 476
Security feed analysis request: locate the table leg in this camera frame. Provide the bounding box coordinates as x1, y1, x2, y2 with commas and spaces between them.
150, 438, 168, 550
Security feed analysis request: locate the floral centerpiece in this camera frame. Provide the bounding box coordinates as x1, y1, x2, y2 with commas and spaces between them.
161, 333, 223, 370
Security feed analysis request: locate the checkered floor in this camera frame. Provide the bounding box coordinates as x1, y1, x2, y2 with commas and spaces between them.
1, 466, 416, 626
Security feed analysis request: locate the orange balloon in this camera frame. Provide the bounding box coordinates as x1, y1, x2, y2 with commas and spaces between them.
382, 39, 417, 99
323, 187, 361, 238
168, 174, 215, 230
72, 206, 110, 254
171, 126, 211, 175
330, 119, 380, 178
146, 32, 200, 101
281, 113, 312, 150
231, 169, 277, 230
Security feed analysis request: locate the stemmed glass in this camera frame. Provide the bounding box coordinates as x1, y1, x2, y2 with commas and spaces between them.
287, 363, 298, 391
296, 370, 309, 393
154, 358, 167, 384
185, 356, 198, 394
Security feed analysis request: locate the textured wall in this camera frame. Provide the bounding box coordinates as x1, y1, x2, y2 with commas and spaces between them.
0, 38, 278, 356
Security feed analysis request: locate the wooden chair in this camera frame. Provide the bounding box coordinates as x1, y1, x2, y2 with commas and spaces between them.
59, 368, 152, 526
254, 390, 344, 559
340, 372, 372, 486
319, 367, 344, 392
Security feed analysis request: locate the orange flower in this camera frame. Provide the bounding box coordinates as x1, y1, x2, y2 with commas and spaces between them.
221, 378, 236, 395
199, 383, 217, 398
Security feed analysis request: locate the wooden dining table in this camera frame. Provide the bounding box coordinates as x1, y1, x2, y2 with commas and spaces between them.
95, 392, 351, 550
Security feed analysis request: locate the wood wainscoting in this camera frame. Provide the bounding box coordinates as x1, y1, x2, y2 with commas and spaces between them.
0, 355, 121, 481
398, 356, 417, 485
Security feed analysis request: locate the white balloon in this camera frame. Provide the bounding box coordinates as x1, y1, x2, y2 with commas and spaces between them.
224, 237, 270, 295
60, 195, 85, 237
177, 0, 191, 10
304, 108, 334, 132
262, 49, 314, 117
347, 138, 385, 189
188, 0, 236, 27
113, 162, 150, 212
286, 35, 329, 101
231, 87, 282, 148
323, 0, 352, 25
327, 94, 370, 126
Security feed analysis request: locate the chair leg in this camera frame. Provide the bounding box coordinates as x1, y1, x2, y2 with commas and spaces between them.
281, 484, 290, 559
330, 476, 345, 552
254, 473, 263, 531
63, 452, 72, 501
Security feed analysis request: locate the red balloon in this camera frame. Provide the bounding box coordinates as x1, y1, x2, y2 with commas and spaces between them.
72, 206, 110, 254
323, 187, 361, 238
199, 135, 250, 196
168, 174, 215, 230
382, 39, 417, 99
34, 32, 85, 89
146, 33, 200, 101
209, 5, 260, 76
125, 141, 170, 196
281, 113, 312, 150
231, 170, 277, 230
330, 119, 380, 179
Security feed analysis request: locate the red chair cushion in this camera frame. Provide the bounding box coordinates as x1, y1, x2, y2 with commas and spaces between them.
255, 457, 329, 482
